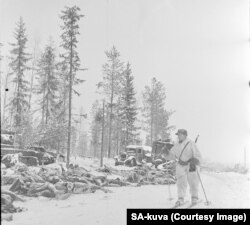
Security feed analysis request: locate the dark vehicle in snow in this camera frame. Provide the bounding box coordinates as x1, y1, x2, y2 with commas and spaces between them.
27, 146, 55, 165
114, 145, 152, 167
151, 139, 174, 166
1, 131, 56, 166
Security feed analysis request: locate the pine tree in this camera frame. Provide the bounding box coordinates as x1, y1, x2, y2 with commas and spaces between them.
119, 63, 138, 147
8, 17, 30, 128
56, 62, 68, 122
50, 61, 69, 154
78, 131, 88, 157
36, 40, 58, 124
28, 41, 39, 110
60, 6, 84, 167
114, 97, 122, 155
90, 100, 103, 158
142, 77, 173, 145
98, 46, 124, 158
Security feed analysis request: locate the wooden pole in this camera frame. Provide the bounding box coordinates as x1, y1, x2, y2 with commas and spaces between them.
100, 100, 105, 167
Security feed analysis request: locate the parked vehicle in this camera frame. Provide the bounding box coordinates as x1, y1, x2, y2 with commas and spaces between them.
151, 139, 174, 166
27, 146, 55, 165
1, 130, 56, 166
1, 131, 22, 156
114, 145, 152, 167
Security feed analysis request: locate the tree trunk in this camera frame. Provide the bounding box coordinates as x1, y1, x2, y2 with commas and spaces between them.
57, 141, 60, 154
116, 117, 119, 155
42, 89, 45, 124
45, 71, 50, 125
28, 46, 36, 110
2, 71, 10, 128
150, 106, 153, 146
125, 125, 128, 146
101, 100, 105, 166
45, 92, 49, 125
108, 86, 113, 158
67, 34, 73, 168
16, 73, 20, 127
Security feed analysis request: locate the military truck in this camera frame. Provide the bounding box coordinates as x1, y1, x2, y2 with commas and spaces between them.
27, 146, 55, 165
1, 130, 56, 166
151, 139, 174, 166
114, 145, 152, 167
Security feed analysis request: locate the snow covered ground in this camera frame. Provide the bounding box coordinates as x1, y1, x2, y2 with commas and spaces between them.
3, 170, 250, 225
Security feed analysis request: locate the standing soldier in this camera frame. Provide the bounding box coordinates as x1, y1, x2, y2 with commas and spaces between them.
166, 129, 202, 206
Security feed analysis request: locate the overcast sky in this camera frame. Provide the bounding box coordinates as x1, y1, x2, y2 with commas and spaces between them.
0, 0, 249, 163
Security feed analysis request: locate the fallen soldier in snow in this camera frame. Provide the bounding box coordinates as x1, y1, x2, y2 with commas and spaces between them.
1, 189, 26, 221
55, 181, 112, 194
9, 176, 112, 199
9, 178, 59, 197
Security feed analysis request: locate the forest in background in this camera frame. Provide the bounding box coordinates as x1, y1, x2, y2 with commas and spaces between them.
0, 6, 175, 166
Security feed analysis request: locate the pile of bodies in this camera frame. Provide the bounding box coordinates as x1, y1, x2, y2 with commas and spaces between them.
1, 154, 176, 221
104, 160, 176, 185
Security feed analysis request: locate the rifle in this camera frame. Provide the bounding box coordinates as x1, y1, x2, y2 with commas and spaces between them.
195, 134, 200, 143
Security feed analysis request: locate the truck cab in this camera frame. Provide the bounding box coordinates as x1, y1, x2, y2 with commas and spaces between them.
152, 139, 174, 166
115, 145, 152, 167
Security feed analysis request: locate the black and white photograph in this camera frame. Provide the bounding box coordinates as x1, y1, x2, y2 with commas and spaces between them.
0, 0, 249, 224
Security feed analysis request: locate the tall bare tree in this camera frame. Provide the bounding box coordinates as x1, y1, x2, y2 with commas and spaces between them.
60, 6, 84, 167
90, 100, 103, 158
36, 40, 58, 125
98, 46, 124, 157
28, 41, 40, 110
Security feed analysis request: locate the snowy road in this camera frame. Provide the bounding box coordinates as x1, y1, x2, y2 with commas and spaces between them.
3, 171, 250, 225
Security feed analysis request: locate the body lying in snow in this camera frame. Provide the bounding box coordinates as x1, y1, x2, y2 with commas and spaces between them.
55, 182, 112, 194
9, 177, 112, 198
